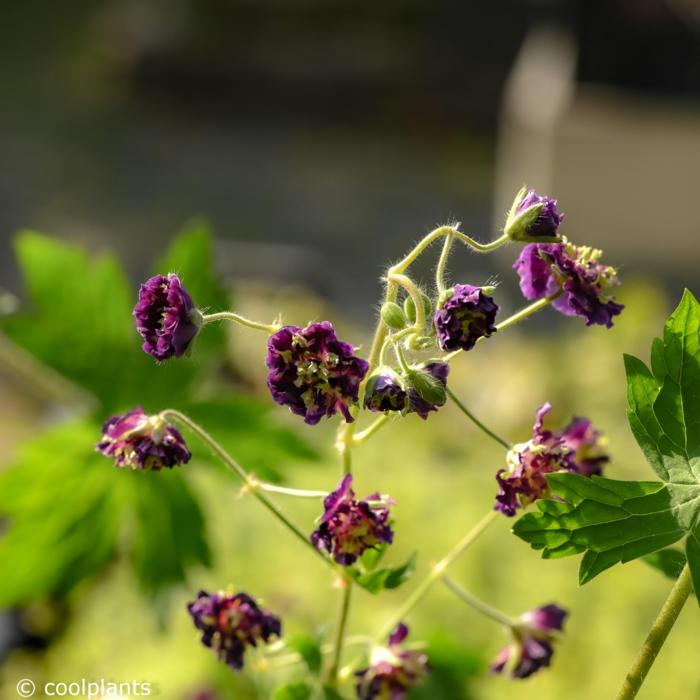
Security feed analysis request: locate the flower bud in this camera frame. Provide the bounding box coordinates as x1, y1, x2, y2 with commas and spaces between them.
134, 274, 203, 361
403, 292, 432, 324
406, 362, 449, 419
364, 368, 408, 413
380, 302, 408, 330
504, 186, 563, 242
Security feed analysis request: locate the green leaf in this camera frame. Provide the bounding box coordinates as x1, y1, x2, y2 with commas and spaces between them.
514, 291, 700, 599
126, 470, 211, 593
286, 634, 323, 675
0, 228, 318, 603
642, 548, 687, 581
271, 682, 314, 700
350, 552, 416, 594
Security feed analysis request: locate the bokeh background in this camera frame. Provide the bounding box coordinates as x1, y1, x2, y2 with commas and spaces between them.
1, 1, 699, 698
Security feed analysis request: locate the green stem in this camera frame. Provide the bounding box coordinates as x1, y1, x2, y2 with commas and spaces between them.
442, 290, 562, 361
353, 415, 391, 445
202, 311, 280, 334
495, 291, 561, 333
390, 227, 509, 273
373, 509, 499, 642
388, 273, 425, 332
257, 483, 328, 499
616, 564, 693, 700
442, 574, 516, 628
446, 387, 511, 449
435, 232, 454, 293
328, 584, 353, 687
160, 410, 339, 574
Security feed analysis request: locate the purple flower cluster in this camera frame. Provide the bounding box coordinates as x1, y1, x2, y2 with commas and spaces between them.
492, 604, 567, 679
311, 475, 394, 566
506, 188, 564, 241
514, 240, 624, 327
495, 403, 608, 516
187, 590, 281, 670
134, 274, 202, 361
96, 407, 191, 470
356, 624, 429, 699
266, 322, 369, 425
434, 284, 499, 352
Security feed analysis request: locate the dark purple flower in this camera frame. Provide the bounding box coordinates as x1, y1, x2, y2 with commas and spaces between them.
96, 407, 191, 470
494, 403, 608, 516
406, 362, 449, 419
311, 474, 394, 566
187, 590, 281, 671
492, 604, 567, 679
513, 240, 624, 328
560, 417, 609, 477
505, 188, 564, 241
434, 284, 499, 352
356, 624, 429, 699
134, 274, 202, 361
364, 369, 408, 413
266, 322, 369, 425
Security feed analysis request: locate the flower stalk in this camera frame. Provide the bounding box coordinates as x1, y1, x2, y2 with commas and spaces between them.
202, 311, 281, 334
160, 409, 341, 575
616, 564, 693, 700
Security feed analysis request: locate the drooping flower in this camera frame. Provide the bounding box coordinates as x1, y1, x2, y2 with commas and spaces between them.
96, 407, 191, 470
356, 624, 429, 699
364, 368, 408, 413
513, 239, 624, 328
492, 604, 567, 679
266, 322, 369, 425
134, 273, 202, 361
494, 403, 608, 516
311, 474, 394, 566
434, 284, 499, 352
406, 362, 449, 419
505, 187, 564, 241
187, 590, 281, 670
560, 416, 609, 477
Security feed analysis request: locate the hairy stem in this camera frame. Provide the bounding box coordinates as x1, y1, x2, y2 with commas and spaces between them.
256, 482, 328, 498
328, 584, 353, 687
374, 509, 499, 641
390, 227, 509, 273
353, 415, 391, 445
202, 311, 280, 334
442, 290, 562, 361
442, 574, 516, 627
160, 410, 339, 574
388, 273, 426, 333
616, 564, 693, 700
435, 232, 454, 293
446, 387, 511, 449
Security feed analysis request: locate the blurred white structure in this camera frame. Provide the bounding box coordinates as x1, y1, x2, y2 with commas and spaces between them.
495, 24, 700, 272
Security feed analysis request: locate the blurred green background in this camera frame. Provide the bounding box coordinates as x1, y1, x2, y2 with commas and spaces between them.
1, 1, 699, 699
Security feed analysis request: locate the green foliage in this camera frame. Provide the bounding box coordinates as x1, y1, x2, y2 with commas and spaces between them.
0, 227, 317, 605
643, 549, 688, 581
271, 682, 314, 700
513, 290, 700, 599
349, 551, 417, 594
286, 634, 323, 675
